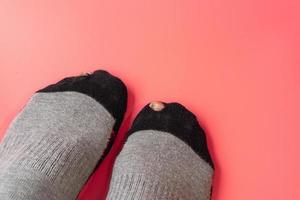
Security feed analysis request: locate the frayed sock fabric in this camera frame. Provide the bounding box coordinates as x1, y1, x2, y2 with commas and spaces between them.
0, 70, 127, 200
107, 102, 214, 200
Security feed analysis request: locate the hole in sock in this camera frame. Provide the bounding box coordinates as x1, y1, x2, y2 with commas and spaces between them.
149, 101, 165, 111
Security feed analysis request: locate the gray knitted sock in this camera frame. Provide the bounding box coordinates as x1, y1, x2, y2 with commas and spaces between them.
107, 102, 214, 200
0, 70, 127, 200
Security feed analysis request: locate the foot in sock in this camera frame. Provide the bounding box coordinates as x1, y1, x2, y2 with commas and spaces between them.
0, 70, 127, 200
107, 102, 214, 200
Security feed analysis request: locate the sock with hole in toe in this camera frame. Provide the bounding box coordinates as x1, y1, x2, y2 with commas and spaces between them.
107, 102, 214, 200
0, 70, 127, 200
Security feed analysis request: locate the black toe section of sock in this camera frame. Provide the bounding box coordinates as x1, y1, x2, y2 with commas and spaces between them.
37, 70, 127, 132
128, 102, 214, 168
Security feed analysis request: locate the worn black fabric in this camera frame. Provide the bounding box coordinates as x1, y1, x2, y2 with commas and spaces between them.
38, 70, 128, 132
128, 102, 214, 168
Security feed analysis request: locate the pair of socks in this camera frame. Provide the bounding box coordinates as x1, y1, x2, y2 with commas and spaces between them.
0, 70, 214, 200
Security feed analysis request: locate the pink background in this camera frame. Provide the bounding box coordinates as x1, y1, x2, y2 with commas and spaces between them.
0, 0, 299, 199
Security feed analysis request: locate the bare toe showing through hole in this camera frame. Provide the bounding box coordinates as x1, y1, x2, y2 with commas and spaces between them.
149, 101, 165, 111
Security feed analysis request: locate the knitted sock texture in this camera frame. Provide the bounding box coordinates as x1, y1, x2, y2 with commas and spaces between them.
106, 103, 214, 200
0, 70, 127, 200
